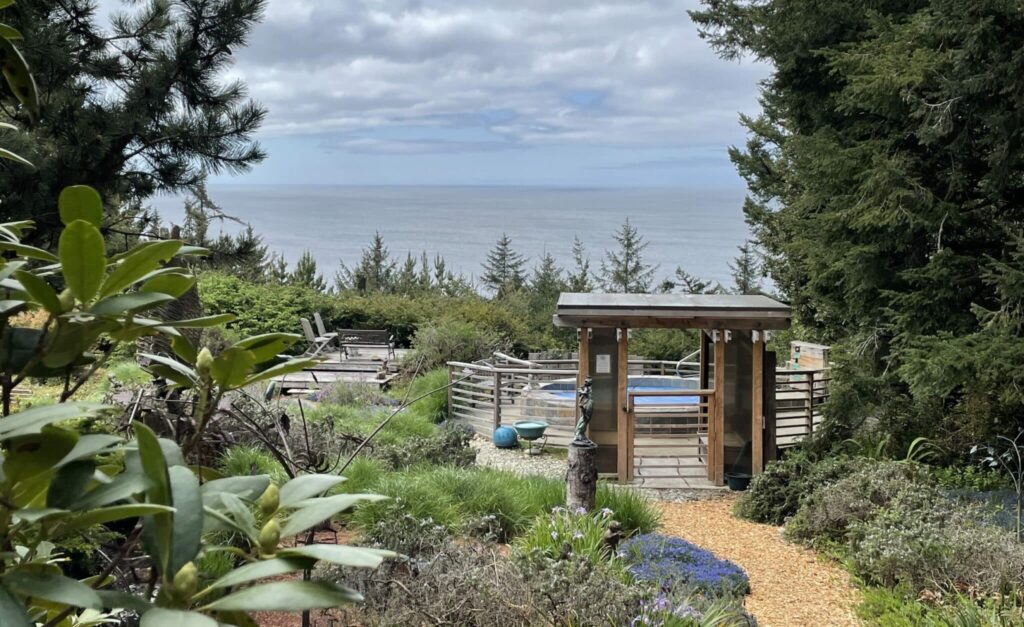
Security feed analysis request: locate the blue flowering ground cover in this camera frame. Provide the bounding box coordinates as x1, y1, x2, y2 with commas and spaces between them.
619, 533, 751, 597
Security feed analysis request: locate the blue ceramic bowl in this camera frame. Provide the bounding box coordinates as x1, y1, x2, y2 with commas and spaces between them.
493, 425, 519, 449
513, 420, 549, 441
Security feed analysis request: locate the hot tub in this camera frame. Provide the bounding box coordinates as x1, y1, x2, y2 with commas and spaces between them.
533, 375, 700, 406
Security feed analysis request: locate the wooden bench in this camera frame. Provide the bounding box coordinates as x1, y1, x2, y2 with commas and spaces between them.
336, 329, 395, 361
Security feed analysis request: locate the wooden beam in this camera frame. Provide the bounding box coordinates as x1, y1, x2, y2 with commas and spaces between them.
712, 331, 726, 486
752, 331, 765, 475
616, 327, 630, 483
553, 314, 791, 330
699, 330, 710, 390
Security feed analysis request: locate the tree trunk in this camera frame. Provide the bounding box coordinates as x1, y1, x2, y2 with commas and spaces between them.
566, 442, 598, 512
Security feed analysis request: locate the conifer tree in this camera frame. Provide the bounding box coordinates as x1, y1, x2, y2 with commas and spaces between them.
599, 218, 656, 293
729, 241, 762, 295
394, 252, 420, 296
266, 253, 289, 285
289, 251, 326, 292
567, 236, 594, 292
336, 233, 396, 293
481, 233, 526, 297
530, 252, 566, 304
3, 0, 267, 246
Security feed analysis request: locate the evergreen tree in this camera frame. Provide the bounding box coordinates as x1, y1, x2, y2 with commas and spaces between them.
289, 251, 326, 292
691, 0, 1024, 441
481, 233, 526, 297
3, 0, 267, 246
177, 182, 269, 280
530, 252, 566, 304
335, 233, 396, 293
599, 218, 656, 293
729, 241, 762, 295
567, 236, 594, 292
266, 253, 289, 285
394, 252, 420, 296
661, 267, 719, 294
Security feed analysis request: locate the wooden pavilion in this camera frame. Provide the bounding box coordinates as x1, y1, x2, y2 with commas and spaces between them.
553, 293, 792, 486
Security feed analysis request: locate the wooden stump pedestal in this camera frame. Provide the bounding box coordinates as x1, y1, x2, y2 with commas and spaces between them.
566, 442, 598, 511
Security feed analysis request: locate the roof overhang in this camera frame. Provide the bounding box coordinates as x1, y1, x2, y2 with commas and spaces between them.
553, 292, 792, 330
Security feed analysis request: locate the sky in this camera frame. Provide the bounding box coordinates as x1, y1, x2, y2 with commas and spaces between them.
101, 0, 770, 187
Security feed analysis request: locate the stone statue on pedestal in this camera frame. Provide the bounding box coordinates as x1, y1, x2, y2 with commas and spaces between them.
574, 376, 595, 446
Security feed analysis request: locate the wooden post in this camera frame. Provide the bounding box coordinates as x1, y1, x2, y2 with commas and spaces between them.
616, 327, 630, 483
699, 330, 711, 390
752, 331, 764, 475
805, 370, 815, 436
712, 330, 726, 486
567, 443, 598, 511
447, 364, 454, 422
493, 370, 502, 430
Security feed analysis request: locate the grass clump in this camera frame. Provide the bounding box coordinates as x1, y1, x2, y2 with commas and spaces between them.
219, 444, 288, 485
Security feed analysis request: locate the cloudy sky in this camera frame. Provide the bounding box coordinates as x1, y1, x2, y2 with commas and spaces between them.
110, 0, 770, 187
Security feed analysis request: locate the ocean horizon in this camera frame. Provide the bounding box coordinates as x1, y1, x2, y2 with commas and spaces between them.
148, 184, 753, 289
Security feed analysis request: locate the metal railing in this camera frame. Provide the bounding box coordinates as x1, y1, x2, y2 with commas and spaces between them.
627, 388, 715, 482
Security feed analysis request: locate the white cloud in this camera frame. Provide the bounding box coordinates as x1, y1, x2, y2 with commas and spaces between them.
228, 0, 768, 149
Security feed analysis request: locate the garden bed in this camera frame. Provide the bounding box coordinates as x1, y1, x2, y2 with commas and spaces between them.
658, 497, 860, 627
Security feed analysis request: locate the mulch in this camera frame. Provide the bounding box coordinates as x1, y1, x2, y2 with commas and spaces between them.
656, 496, 861, 627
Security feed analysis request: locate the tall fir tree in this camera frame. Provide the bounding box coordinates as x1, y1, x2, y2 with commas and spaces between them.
729, 241, 762, 295
3, 0, 267, 246
336, 233, 396, 294
567, 236, 593, 292
530, 252, 566, 304
599, 218, 656, 293
481, 233, 526, 297
289, 251, 326, 292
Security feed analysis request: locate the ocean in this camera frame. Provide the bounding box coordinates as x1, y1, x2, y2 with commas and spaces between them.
148, 185, 752, 289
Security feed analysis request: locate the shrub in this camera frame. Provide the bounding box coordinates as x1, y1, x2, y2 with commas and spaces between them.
631, 594, 755, 627
599, 483, 663, 535
404, 368, 449, 423
734, 449, 867, 525
620, 534, 750, 598
857, 586, 1024, 627
358, 499, 453, 558
315, 381, 392, 407
375, 425, 476, 470
409, 317, 502, 371
785, 460, 934, 547
849, 492, 1024, 593
514, 506, 620, 565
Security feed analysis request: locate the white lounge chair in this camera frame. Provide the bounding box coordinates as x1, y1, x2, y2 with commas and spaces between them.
313, 312, 339, 346
300, 317, 333, 357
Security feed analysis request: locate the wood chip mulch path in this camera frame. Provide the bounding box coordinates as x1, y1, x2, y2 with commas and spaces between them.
656, 496, 861, 627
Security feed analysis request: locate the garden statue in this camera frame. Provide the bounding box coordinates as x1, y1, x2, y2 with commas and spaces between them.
574, 376, 594, 445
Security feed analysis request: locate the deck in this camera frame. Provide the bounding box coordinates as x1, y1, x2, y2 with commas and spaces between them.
271, 347, 409, 392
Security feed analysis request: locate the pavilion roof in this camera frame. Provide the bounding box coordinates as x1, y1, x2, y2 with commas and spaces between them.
553, 292, 791, 330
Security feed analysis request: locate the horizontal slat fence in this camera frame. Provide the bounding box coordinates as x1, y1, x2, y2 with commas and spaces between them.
774, 368, 831, 447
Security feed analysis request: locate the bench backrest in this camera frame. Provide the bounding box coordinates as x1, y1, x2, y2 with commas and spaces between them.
337, 329, 392, 346
299, 318, 317, 343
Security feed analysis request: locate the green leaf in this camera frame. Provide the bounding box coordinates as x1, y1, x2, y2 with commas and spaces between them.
11, 270, 60, 314
200, 475, 270, 503
59, 220, 106, 304
163, 313, 235, 328
58, 186, 103, 227
0, 24, 23, 40
206, 556, 313, 590
3, 426, 79, 483
278, 474, 346, 508
72, 472, 150, 510
0, 584, 32, 627
0, 403, 106, 440
203, 581, 362, 612
3, 570, 103, 609
47, 460, 95, 509
140, 608, 218, 627
278, 544, 394, 568
99, 240, 183, 298
94, 589, 151, 613
146, 364, 194, 389
140, 272, 195, 299
167, 465, 202, 577
0, 147, 31, 168
134, 424, 172, 576
211, 347, 257, 389
0, 241, 58, 262
280, 494, 386, 538
90, 292, 174, 315
61, 503, 174, 533
56, 433, 122, 467
170, 335, 198, 365
0, 37, 38, 118
240, 358, 317, 388
232, 333, 301, 364
139, 353, 197, 385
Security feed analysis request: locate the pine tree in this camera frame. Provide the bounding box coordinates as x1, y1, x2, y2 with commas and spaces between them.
266, 253, 289, 285
530, 252, 566, 304
599, 218, 656, 293
661, 267, 719, 294
481, 233, 526, 297
567, 236, 594, 292
289, 251, 326, 292
4, 0, 267, 246
729, 241, 762, 295
335, 233, 396, 294
394, 252, 420, 296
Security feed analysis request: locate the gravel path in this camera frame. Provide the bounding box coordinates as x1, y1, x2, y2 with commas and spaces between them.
470, 435, 566, 478
658, 497, 860, 627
